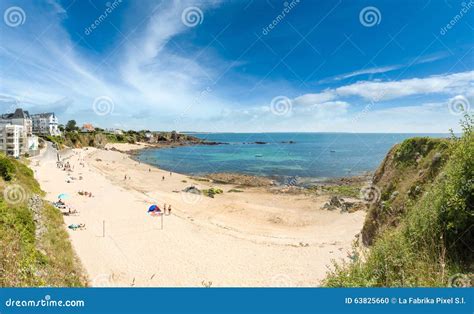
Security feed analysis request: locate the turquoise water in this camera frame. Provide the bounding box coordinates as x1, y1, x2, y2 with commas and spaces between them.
136, 133, 449, 180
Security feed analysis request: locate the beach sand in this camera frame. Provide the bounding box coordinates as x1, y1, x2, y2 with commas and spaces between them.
31, 143, 365, 287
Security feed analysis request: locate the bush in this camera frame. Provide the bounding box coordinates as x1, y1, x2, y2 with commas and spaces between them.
0, 156, 15, 181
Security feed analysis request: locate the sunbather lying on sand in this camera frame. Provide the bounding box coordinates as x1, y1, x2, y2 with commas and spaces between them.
63, 208, 79, 216
68, 223, 86, 231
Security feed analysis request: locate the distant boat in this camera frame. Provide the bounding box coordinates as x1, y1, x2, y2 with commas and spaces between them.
330, 150, 336, 153
255, 154, 263, 157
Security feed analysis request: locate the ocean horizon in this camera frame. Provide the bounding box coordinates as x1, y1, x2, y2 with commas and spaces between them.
136, 132, 450, 180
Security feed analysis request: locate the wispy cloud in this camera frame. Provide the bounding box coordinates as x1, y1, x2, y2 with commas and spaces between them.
326, 51, 450, 82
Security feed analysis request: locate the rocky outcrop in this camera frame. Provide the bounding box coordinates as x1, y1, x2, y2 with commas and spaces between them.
322, 196, 366, 213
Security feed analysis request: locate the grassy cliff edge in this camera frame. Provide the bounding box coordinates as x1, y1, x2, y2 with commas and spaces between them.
325, 116, 473, 287
0, 155, 86, 287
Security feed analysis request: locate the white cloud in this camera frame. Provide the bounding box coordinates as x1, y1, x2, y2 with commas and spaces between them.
293, 90, 337, 106
333, 64, 402, 81
335, 71, 473, 101
326, 51, 449, 82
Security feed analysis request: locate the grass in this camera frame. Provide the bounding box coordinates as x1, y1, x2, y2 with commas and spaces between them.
0, 153, 86, 287
324, 115, 473, 287
228, 189, 244, 193
202, 187, 224, 198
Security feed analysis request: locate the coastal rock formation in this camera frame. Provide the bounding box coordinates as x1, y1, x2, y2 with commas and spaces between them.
322, 196, 366, 213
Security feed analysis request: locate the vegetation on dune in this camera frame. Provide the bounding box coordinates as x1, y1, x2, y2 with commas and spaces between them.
324, 115, 473, 287
0, 154, 86, 287
202, 187, 224, 198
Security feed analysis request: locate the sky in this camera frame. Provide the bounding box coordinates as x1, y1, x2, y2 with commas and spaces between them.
0, 0, 473, 132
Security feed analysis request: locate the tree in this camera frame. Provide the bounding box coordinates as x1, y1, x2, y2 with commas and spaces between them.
65, 120, 77, 132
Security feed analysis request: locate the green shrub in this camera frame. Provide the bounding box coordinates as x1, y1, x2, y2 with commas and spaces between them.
0, 157, 15, 181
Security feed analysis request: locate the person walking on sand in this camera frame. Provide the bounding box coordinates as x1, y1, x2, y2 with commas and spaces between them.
162, 175, 165, 181
168, 205, 172, 215
124, 174, 127, 180
169, 172, 172, 176
163, 203, 167, 214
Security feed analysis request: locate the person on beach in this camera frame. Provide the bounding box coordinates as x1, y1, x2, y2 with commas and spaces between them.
168, 205, 172, 215
170, 172, 172, 176
163, 203, 167, 214
124, 174, 127, 180
149, 168, 151, 172
162, 176, 165, 181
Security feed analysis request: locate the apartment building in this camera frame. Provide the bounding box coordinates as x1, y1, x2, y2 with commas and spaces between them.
31, 112, 61, 136
0, 108, 32, 135
0, 124, 27, 157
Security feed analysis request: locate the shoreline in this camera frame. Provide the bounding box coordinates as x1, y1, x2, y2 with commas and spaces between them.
31, 142, 367, 287
114, 142, 374, 188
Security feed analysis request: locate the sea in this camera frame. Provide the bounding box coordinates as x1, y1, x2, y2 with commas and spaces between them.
135, 133, 449, 181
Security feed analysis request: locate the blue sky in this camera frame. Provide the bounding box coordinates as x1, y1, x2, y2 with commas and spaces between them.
0, 0, 473, 132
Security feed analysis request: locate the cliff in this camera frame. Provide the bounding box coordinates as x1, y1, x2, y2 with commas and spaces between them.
325, 115, 473, 287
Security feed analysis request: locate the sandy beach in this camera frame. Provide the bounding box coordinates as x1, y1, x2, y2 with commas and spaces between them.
31, 143, 365, 287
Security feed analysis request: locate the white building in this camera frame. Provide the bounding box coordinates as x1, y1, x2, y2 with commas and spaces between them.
105, 128, 123, 135
0, 108, 32, 136
31, 113, 61, 136
0, 125, 27, 157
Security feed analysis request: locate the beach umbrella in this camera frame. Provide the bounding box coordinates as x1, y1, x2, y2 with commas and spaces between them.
58, 193, 70, 200
148, 204, 160, 212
